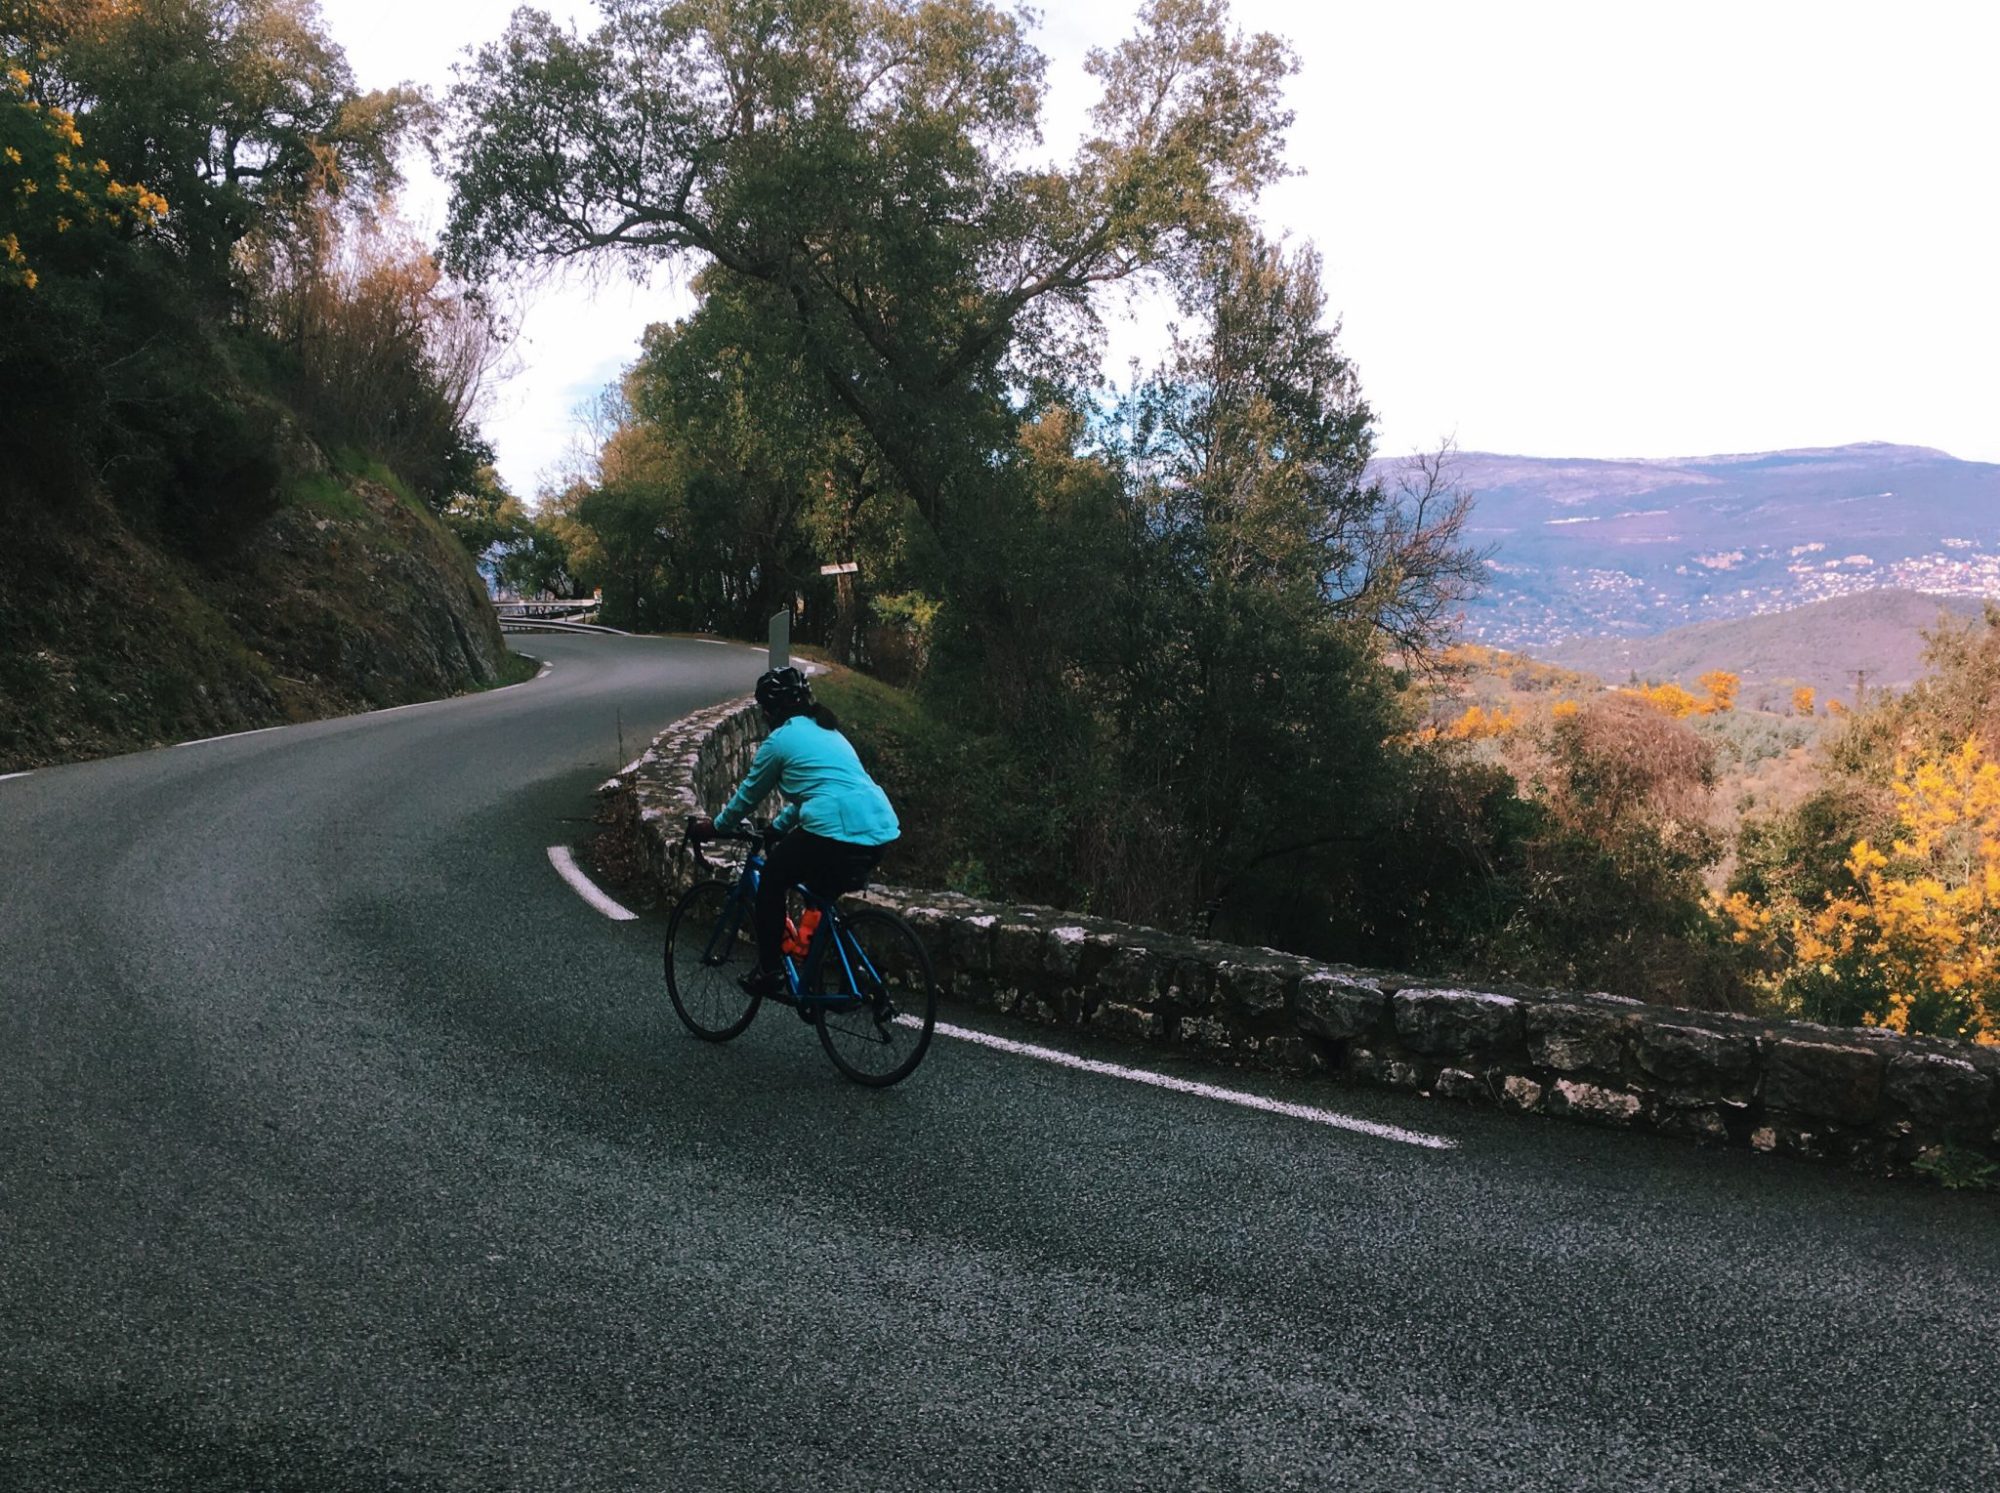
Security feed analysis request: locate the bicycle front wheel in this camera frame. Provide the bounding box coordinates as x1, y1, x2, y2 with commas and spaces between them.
664, 879, 762, 1041
814, 907, 937, 1086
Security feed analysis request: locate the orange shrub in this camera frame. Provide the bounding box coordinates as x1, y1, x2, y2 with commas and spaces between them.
1623, 681, 1700, 718
1696, 669, 1740, 714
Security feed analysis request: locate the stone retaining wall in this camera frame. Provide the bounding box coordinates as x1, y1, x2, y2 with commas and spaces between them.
603, 697, 2000, 1181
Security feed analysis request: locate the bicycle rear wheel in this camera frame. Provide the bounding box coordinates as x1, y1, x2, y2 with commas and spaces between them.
664, 879, 762, 1041
814, 907, 937, 1086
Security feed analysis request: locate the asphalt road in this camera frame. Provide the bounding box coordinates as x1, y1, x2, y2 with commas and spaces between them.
3, 633, 1995, 1492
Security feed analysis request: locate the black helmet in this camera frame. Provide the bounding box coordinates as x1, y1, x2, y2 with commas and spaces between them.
755, 666, 814, 723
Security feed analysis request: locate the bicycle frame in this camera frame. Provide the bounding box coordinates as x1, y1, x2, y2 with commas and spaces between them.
697, 836, 876, 1012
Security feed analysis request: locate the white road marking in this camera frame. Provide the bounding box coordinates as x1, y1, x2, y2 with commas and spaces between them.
536, 660, 553, 678
919, 1019, 1458, 1150
174, 724, 290, 748
547, 845, 638, 921
0, 771, 30, 782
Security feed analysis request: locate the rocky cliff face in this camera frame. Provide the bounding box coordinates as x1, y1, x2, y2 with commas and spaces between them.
0, 469, 510, 770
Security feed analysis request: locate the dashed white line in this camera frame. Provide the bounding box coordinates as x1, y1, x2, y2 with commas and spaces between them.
547, 845, 638, 921
919, 1019, 1457, 1150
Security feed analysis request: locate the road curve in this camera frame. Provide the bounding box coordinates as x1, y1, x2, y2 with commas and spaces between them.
2, 634, 1995, 1492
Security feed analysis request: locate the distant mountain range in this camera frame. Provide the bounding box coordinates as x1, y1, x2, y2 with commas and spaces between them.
1425, 443, 2000, 646
1537, 589, 1987, 706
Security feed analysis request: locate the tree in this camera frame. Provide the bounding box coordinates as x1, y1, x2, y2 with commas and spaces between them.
1793, 684, 1815, 717
2, 0, 434, 523
1104, 235, 1463, 931
444, 0, 1296, 535
244, 202, 499, 504
38, 0, 424, 291
1492, 693, 1736, 1003
1696, 669, 1738, 714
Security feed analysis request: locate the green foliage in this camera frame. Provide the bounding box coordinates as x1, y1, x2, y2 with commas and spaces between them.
446, 0, 1297, 533
1912, 1138, 1999, 1193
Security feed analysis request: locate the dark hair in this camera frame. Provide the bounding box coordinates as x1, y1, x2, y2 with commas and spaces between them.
806, 702, 841, 731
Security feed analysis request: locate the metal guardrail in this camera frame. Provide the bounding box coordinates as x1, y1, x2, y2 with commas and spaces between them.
496, 600, 600, 619
499, 616, 628, 636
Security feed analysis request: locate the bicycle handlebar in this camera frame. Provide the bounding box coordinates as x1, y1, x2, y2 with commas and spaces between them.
684, 817, 766, 872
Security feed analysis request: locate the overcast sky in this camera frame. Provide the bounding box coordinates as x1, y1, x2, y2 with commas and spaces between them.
319, 0, 2000, 497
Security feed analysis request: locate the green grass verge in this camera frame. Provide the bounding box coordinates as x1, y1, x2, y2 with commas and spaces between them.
480, 650, 542, 691
284, 470, 368, 521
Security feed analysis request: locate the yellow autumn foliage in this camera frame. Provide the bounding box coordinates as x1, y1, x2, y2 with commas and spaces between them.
1695, 669, 1739, 714
1442, 703, 1520, 741
1, 56, 162, 289
1623, 681, 1701, 718
1724, 736, 2000, 1044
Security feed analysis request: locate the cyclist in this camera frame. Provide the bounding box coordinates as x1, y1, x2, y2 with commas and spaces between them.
689, 666, 899, 996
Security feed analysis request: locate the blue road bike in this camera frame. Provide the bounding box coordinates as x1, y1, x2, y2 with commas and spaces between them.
665, 821, 938, 1086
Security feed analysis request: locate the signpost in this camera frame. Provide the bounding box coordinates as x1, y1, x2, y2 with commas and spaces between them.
768, 610, 790, 671
819, 561, 859, 664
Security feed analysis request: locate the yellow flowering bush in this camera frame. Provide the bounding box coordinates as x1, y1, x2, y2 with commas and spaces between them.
1725, 736, 2000, 1043
1443, 702, 1520, 741
1622, 680, 1701, 718
1, 60, 162, 289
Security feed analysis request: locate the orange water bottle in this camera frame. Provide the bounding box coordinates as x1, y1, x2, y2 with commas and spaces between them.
783, 908, 821, 956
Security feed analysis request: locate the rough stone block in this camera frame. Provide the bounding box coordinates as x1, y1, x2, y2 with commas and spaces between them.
1547, 1079, 1646, 1127
1216, 960, 1295, 1019
1524, 1001, 1631, 1074
1096, 944, 1159, 1007
1018, 993, 1067, 1026
1179, 1015, 1235, 1052
1393, 988, 1523, 1057
1501, 1075, 1545, 1112
1157, 956, 1214, 1012
1345, 1047, 1429, 1091
1044, 926, 1092, 978
1256, 1036, 1325, 1074
949, 914, 997, 975
990, 920, 1046, 983
1763, 1037, 1886, 1122
1633, 1018, 1755, 1096
1432, 1067, 1493, 1104
1751, 1121, 1824, 1162
1885, 1051, 1995, 1124
1294, 970, 1387, 1042
1092, 1001, 1164, 1042
1659, 1106, 1729, 1144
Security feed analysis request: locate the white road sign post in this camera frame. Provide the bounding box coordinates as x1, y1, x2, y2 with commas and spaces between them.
768, 610, 790, 671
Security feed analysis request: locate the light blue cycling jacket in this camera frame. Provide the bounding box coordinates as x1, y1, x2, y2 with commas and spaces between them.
714, 716, 901, 846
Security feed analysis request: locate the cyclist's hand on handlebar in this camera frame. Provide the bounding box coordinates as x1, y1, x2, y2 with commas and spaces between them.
687, 816, 717, 843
